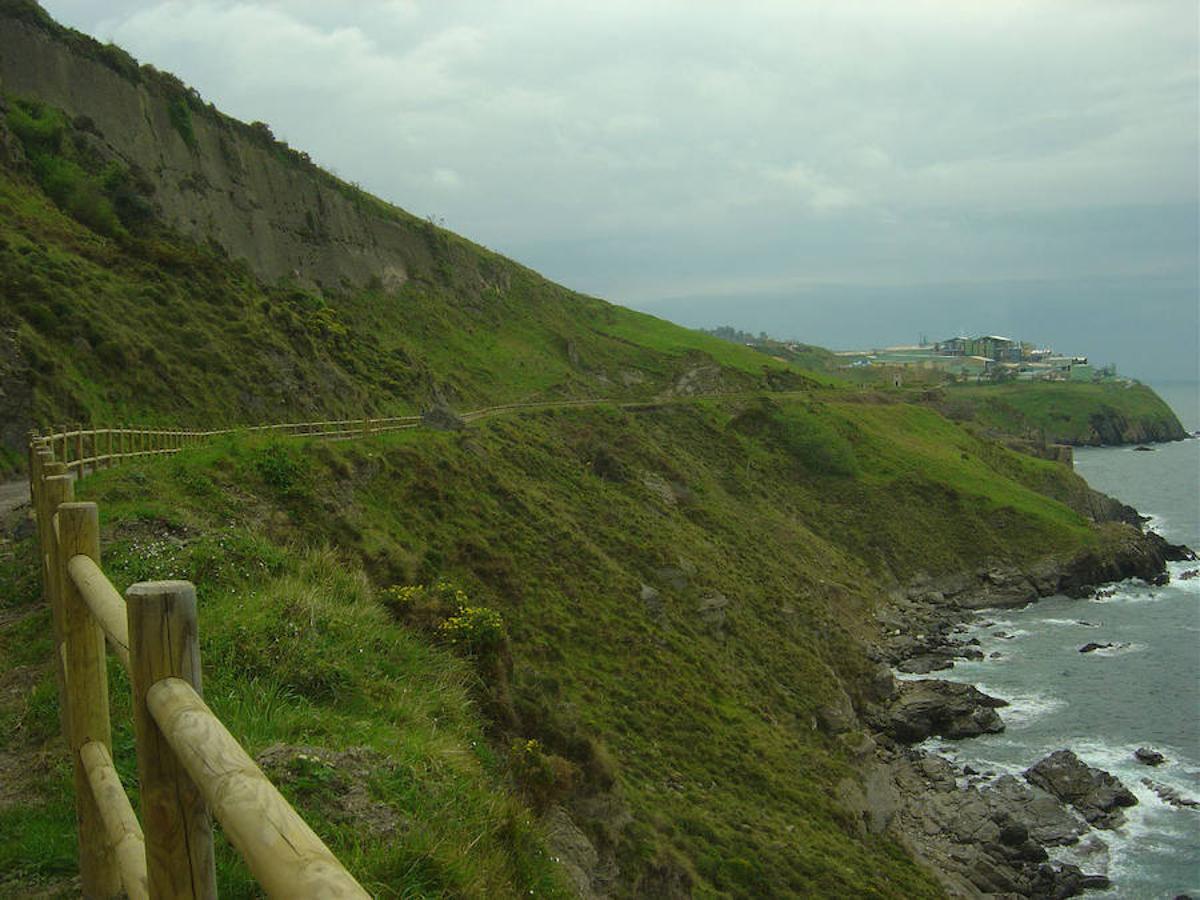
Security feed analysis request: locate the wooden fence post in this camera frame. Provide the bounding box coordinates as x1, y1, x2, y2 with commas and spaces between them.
76, 424, 84, 475
57, 502, 121, 897
39, 469, 73, 742
127, 581, 217, 899
107, 428, 115, 468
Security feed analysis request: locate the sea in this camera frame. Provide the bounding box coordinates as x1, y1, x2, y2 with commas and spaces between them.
922, 381, 1200, 898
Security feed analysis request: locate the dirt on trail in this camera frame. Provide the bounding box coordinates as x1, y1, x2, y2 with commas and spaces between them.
0, 479, 29, 519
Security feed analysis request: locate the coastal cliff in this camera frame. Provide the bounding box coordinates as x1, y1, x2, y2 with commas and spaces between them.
0, 4, 439, 291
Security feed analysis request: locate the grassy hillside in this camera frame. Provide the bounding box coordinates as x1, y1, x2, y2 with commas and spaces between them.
0, 90, 820, 480
1, 396, 1105, 896
932, 382, 1186, 445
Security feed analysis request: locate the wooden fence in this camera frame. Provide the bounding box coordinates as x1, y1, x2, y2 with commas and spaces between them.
40, 416, 425, 478
26, 433, 372, 898
21, 398, 689, 895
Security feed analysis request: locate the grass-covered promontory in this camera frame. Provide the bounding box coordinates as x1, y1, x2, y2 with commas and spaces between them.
932, 382, 1186, 446
2, 393, 1109, 895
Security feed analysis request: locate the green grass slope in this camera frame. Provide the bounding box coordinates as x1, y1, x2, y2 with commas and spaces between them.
0, 514, 570, 897
0, 92, 820, 479
931, 382, 1186, 446
0, 398, 1105, 896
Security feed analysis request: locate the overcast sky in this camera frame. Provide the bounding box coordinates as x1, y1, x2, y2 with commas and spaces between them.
41, 1, 1199, 382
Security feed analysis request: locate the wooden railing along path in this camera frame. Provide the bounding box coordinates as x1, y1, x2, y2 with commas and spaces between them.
26, 428, 375, 898
40, 416, 425, 477
24, 393, 788, 895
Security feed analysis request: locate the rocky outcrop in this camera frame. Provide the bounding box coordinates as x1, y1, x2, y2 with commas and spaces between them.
1140, 779, 1198, 809
868, 679, 1007, 743
1024, 750, 1137, 829
421, 403, 466, 432
0, 13, 443, 292
1081, 409, 1185, 446
884, 524, 1190, 620
1134, 747, 1166, 767
883, 748, 1109, 898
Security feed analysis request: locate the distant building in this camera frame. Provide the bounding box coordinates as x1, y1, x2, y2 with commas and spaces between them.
973, 335, 1021, 362
936, 337, 970, 357
833, 333, 1106, 384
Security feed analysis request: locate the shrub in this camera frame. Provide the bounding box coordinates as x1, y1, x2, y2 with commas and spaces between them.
7, 99, 65, 155
773, 408, 860, 478
167, 96, 196, 149
381, 579, 462, 631
438, 603, 505, 654
252, 443, 308, 496
509, 739, 577, 812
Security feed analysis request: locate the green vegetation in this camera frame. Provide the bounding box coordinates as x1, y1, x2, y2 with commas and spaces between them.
0, 94, 831, 464
933, 382, 1186, 445
0, 398, 1103, 895
0, 494, 569, 897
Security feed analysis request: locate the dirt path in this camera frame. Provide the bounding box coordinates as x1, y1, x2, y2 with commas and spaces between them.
0, 479, 29, 518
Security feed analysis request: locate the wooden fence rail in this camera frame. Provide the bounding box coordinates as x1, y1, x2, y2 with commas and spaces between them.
27, 436, 369, 898
34, 415, 426, 478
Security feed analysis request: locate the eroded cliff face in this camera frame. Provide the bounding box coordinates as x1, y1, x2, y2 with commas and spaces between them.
0, 14, 432, 291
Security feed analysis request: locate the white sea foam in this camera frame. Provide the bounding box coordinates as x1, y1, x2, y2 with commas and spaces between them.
1086, 581, 1165, 604
965, 683, 1067, 729
1039, 617, 1104, 628
1142, 512, 1168, 535
1056, 739, 1200, 898
1168, 562, 1200, 594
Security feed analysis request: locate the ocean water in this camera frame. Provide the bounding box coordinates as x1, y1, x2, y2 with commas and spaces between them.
924, 382, 1200, 898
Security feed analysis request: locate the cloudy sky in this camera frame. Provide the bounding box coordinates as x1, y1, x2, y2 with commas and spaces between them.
42, 1, 1199, 382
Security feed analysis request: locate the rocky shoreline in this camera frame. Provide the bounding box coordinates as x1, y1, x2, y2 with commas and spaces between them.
829, 514, 1198, 898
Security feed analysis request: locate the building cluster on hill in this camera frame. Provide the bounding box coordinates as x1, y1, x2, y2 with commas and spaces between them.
835, 335, 1116, 383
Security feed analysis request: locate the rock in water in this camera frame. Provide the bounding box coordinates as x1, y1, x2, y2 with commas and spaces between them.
895, 653, 954, 675
872, 679, 1007, 742
1079, 642, 1114, 654
1134, 747, 1166, 766
1025, 750, 1137, 829
1140, 778, 1199, 809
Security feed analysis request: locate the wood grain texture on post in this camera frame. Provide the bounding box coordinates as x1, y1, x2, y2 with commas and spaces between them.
81, 740, 150, 900
147, 678, 371, 899
39, 470, 73, 744
126, 580, 217, 899
57, 501, 121, 897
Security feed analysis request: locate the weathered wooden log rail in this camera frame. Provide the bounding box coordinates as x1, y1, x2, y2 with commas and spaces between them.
26, 434, 371, 898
